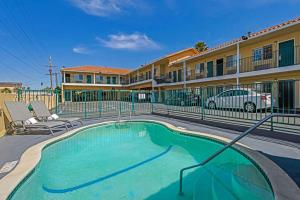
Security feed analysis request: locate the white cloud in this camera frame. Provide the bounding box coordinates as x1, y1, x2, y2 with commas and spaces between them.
72, 46, 90, 54
97, 33, 160, 50
69, 0, 138, 17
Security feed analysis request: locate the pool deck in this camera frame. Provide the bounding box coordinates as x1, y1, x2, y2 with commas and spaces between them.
0, 115, 299, 198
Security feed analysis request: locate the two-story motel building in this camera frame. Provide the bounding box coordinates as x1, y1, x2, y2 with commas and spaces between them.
61, 17, 300, 109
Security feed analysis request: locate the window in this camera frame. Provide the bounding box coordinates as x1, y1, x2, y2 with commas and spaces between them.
178, 69, 182, 82
86, 75, 92, 84
252, 48, 263, 61
172, 71, 177, 82
234, 90, 249, 96
195, 63, 205, 73
216, 86, 224, 95
74, 74, 83, 83
253, 45, 273, 61
168, 72, 172, 79
112, 77, 117, 84
95, 75, 103, 84
256, 82, 272, 93
149, 70, 152, 79
65, 74, 70, 83
107, 76, 111, 84
207, 87, 215, 97
187, 67, 191, 76
154, 68, 157, 76
226, 55, 237, 68
263, 45, 273, 60
64, 91, 71, 101
219, 90, 234, 97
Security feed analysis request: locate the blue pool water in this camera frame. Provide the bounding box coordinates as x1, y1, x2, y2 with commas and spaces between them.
10, 122, 274, 199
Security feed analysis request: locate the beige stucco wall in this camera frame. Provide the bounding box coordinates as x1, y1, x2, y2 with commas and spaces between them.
0, 94, 16, 137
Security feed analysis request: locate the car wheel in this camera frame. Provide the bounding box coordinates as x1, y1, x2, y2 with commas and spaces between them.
208, 101, 216, 109
244, 102, 256, 113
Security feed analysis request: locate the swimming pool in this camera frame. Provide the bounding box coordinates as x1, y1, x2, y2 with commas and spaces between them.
8, 121, 274, 200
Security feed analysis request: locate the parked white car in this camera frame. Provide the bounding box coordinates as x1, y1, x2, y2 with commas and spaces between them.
205, 89, 273, 112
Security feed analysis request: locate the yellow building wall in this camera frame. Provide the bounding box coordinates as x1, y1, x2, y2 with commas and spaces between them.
183, 27, 300, 78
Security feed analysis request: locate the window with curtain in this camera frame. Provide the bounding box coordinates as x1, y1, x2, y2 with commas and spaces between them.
226, 55, 237, 67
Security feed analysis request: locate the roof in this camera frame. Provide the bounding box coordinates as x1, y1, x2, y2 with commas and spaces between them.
130, 48, 198, 73
177, 16, 300, 63
61, 66, 131, 75
163, 47, 198, 59
0, 82, 22, 87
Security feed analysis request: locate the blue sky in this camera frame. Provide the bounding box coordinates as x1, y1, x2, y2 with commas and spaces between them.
0, 0, 299, 88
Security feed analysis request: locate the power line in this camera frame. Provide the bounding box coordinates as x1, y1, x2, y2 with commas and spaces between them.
0, 1, 46, 69
0, 18, 44, 70
0, 0, 47, 60
0, 62, 45, 86
15, 0, 49, 56
0, 45, 43, 75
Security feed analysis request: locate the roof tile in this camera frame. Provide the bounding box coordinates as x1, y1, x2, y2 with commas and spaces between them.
61, 66, 130, 75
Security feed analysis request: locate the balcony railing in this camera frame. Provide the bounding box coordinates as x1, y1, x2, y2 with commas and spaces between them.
154, 74, 184, 84
155, 45, 300, 85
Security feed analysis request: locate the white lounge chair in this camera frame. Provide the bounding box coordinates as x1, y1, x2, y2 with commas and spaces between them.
30, 100, 83, 127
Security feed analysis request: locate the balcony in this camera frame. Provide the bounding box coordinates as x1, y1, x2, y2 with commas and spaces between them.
154, 74, 184, 84
155, 45, 300, 85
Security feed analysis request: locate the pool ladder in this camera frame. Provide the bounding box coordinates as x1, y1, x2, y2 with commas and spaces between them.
178, 113, 300, 195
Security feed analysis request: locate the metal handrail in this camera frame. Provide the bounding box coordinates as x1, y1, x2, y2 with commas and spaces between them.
178, 113, 300, 195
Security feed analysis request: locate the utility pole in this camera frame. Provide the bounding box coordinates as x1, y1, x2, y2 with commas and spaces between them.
46, 56, 57, 89
48, 56, 53, 89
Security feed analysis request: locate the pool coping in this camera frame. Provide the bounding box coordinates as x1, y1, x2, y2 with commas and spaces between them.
0, 119, 299, 200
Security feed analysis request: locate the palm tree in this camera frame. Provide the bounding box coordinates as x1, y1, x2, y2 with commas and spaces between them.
195, 41, 208, 53
1, 88, 12, 94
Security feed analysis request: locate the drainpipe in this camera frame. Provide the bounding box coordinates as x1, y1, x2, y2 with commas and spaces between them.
183, 61, 187, 89
236, 42, 240, 86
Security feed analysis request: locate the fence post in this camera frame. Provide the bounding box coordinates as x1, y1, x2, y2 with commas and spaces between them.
270, 82, 274, 131
17, 89, 22, 101
54, 89, 58, 114
98, 90, 102, 118
119, 90, 121, 116
201, 88, 204, 120
151, 90, 154, 113
167, 91, 170, 116
131, 90, 135, 113
84, 90, 87, 119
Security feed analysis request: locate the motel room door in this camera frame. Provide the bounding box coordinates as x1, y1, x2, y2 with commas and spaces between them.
216, 58, 224, 76
278, 80, 295, 112
207, 61, 214, 78
279, 39, 294, 67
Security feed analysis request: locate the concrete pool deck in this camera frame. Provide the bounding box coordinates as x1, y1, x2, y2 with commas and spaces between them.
0, 115, 299, 199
